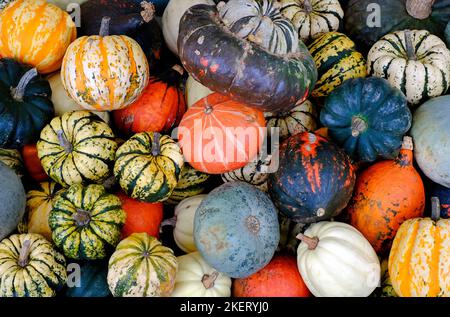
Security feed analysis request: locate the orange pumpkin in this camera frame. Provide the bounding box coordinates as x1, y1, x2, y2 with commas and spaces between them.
21, 144, 48, 182
233, 255, 311, 297
116, 191, 164, 239
347, 137, 425, 255
113, 65, 186, 135
178, 93, 266, 174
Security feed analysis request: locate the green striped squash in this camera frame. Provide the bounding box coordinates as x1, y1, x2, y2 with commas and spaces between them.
107, 233, 178, 297
368, 29, 450, 105
49, 184, 126, 260
0, 233, 67, 297
114, 132, 184, 203
0, 148, 23, 177
308, 32, 367, 98
37, 111, 118, 187
166, 164, 210, 205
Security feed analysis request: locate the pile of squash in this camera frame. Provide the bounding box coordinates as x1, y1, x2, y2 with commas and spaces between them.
0, 0, 448, 298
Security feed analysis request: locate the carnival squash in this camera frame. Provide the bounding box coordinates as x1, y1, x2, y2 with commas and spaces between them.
167, 165, 210, 205
0, 149, 23, 177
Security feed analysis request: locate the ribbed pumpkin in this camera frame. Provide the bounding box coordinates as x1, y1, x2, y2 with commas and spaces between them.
280, 0, 344, 42
388, 198, 450, 297
185, 75, 214, 108
107, 233, 178, 297
0, 148, 23, 177
61, 17, 149, 111
0, 59, 54, 149
178, 93, 266, 174
0, 233, 67, 297
64, 260, 111, 297
167, 165, 210, 205
368, 30, 450, 105
21, 144, 49, 182
113, 66, 186, 135
431, 183, 450, 219
347, 137, 425, 255
49, 184, 126, 260
268, 132, 356, 223
0, 0, 76, 73
320, 77, 412, 163
114, 132, 184, 203
308, 32, 367, 98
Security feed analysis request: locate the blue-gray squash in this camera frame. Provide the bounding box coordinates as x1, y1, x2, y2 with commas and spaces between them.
194, 181, 280, 279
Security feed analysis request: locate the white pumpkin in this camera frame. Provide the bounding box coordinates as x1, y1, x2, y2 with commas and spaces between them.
162, 0, 214, 55
48, 72, 111, 124
185, 75, 213, 107
297, 221, 380, 297
171, 252, 232, 297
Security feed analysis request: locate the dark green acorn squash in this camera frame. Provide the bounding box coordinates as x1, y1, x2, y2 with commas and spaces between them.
320, 77, 412, 163
65, 260, 111, 297
0, 58, 54, 149
268, 132, 356, 223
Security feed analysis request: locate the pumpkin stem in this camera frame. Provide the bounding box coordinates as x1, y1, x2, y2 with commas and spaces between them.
246, 215, 260, 234
404, 30, 417, 61
73, 209, 92, 227
57, 130, 73, 153
296, 233, 319, 250
303, 0, 313, 13
204, 105, 213, 115
151, 132, 161, 156
11, 68, 38, 102
172, 65, 184, 76
406, 0, 435, 20
99, 16, 111, 37
160, 216, 177, 228
202, 271, 219, 289
431, 197, 441, 222
351, 116, 368, 137
18, 240, 32, 268
401, 136, 414, 151
140, 1, 155, 23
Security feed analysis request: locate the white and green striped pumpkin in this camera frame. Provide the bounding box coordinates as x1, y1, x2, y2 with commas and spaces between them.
37, 111, 118, 188
218, 0, 299, 55
368, 30, 450, 105
49, 183, 126, 260
280, 0, 344, 42
0, 148, 23, 177
166, 164, 210, 205
114, 132, 184, 203
0, 233, 67, 297
264, 99, 317, 141
107, 233, 178, 297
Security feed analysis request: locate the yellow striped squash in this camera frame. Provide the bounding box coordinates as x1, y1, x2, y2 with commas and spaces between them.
37, 111, 118, 187
114, 132, 184, 203
0, 148, 23, 177
0, 0, 77, 74
166, 164, 210, 205
308, 32, 367, 98
49, 183, 126, 260
61, 17, 149, 111
107, 232, 178, 297
0, 233, 67, 297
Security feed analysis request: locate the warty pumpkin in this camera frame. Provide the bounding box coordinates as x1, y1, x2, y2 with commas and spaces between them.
0, 148, 23, 177
167, 164, 211, 205
0, 233, 67, 297
49, 183, 126, 260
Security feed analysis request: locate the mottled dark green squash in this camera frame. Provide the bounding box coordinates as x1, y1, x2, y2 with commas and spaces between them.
65, 260, 111, 297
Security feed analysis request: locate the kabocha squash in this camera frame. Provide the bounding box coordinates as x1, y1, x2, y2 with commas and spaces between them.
108, 233, 178, 297
167, 165, 211, 205
297, 221, 380, 297
0, 0, 76, 73
194, 182, 279, 278
113, 66, 186, 135
185, 75, 214, 108
280, 0, 344, 42
178, 93, 266, 174
0, 163, 26, 240
347, 137, 425, 255
49, 184, 126, 260
368, 30, 450, 105
65, 260, 111, 297
0, 149, 23, 177
265, 100, 317, 141
21, 144, 49, 182
431, 183, 450, 219
0, 59, 54, 149
268, 132, 355, 223
233, 255, 311, 297
308, 32, 367, 98
172, 252, 232, 297
114, 132, 184, 203
0, 233, 67, 297
178, 2, 317, 113
37, 111, 118, 187
61, 17, 149, 111
320, 77, 412, 163
345, 0, 450, 52
411, 95, 450, 188
388, 198, 450, 297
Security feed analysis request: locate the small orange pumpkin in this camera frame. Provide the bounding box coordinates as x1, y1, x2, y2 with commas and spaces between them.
21, 144, 48, 182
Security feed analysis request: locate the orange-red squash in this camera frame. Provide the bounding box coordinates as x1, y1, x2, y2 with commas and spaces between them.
21, 144, 48, 182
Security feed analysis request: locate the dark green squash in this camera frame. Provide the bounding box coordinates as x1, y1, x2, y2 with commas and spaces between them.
65, 260, 111, 297
268, 132, 356, 223
446, 22, 450, 46
320, 77, 412, 163
0, 58, 54, 149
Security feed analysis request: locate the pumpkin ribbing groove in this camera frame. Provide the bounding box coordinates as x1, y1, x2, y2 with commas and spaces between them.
11, 68, 38, 102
